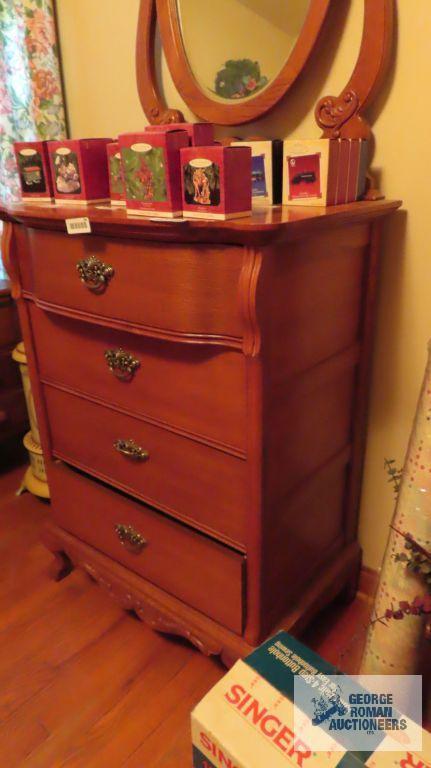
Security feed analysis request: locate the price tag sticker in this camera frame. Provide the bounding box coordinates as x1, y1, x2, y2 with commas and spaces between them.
65, 217, 92, 235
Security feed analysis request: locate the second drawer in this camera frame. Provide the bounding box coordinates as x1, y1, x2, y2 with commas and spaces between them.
44, 385, 248, 548
30, 304, 247, 451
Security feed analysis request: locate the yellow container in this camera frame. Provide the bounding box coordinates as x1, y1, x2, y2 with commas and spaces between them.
12, 342, 50, 499
12, 342, 40, 444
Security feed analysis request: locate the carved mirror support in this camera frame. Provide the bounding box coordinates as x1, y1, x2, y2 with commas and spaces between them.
135, 0, 185, 125
315, 0, 394, 139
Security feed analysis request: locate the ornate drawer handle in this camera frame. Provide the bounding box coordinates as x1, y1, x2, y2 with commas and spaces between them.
113, 438, 149, 461
115, 523, 147, 554
76, 255, 114, 293
105, 348, 140, 381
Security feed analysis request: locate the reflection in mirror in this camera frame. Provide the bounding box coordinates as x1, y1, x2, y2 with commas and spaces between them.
177, 0, 311, 102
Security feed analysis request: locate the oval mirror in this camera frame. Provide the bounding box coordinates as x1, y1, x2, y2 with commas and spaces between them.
178, 0, 311, 102
154, 0, 331, 124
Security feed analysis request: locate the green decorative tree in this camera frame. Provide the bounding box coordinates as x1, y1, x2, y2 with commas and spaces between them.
214, 59, 268, 100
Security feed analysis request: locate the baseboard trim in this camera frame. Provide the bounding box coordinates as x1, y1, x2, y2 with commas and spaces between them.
358, 565, 379, 599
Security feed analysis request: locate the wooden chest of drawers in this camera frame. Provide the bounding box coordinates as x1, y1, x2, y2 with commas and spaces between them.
1, 200, 400, 663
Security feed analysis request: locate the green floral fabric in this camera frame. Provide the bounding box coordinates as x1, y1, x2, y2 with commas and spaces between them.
0, 0, 66, 202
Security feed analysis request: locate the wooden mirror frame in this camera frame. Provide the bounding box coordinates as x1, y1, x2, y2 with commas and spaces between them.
154, 0, 330, 125
136, 0, 394, 134
136, 0, 330, 125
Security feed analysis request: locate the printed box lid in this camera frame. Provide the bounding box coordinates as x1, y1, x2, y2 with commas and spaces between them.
192, 632, 426, 768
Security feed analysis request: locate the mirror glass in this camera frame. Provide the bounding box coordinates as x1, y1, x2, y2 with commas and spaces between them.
177, 0, 311, 102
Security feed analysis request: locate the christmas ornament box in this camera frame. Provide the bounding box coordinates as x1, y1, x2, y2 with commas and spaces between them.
48, 138, 112, 204
283, 139, 368, 207
192, 630, 428, 768
119, 129, 189, 217
144, 121, 214, 146
231, 138, 283, 206
14, 141, 54, 202
107, 141, 126, 205
180, 144, 252, 220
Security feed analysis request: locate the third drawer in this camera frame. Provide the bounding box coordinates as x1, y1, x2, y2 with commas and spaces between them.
43, 384, 248, 548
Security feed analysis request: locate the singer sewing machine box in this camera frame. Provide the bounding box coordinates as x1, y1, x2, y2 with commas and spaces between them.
191, 631, 427, 768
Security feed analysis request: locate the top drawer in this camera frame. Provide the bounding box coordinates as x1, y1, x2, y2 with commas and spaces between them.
27, 229, 244, 339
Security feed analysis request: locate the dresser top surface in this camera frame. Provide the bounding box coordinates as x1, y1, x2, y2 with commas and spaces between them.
0, 199, 401, 247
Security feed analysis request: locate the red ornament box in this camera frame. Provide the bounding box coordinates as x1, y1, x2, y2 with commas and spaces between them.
14, 141, 54, 202
180, 145, 252, 220
283, 138, 368, 207
48, 138, 112, 204
119, 129, 189, 218
144, 122, 214, 146
106, 142, 125, 206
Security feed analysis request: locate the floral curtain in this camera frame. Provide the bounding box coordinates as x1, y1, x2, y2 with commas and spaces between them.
0, 0, 66, 203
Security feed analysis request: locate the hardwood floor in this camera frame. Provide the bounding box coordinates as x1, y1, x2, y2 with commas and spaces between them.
0, 462, 373, 767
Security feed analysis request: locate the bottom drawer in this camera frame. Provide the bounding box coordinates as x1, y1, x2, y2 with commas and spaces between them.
48, 461, 245, 634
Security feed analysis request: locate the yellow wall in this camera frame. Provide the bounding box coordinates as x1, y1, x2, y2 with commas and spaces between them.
56, 0, 431, 570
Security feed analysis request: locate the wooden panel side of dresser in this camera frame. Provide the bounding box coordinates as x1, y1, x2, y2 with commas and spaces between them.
244, 221, 381, 642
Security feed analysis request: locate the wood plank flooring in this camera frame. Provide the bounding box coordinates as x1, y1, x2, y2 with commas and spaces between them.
0, 462, 373, 767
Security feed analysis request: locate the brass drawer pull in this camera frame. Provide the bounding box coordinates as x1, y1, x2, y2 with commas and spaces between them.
76, 255, 114, 293
115, 523, 147, 554
113, 438, 149, 461
105, 348, 140, 381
